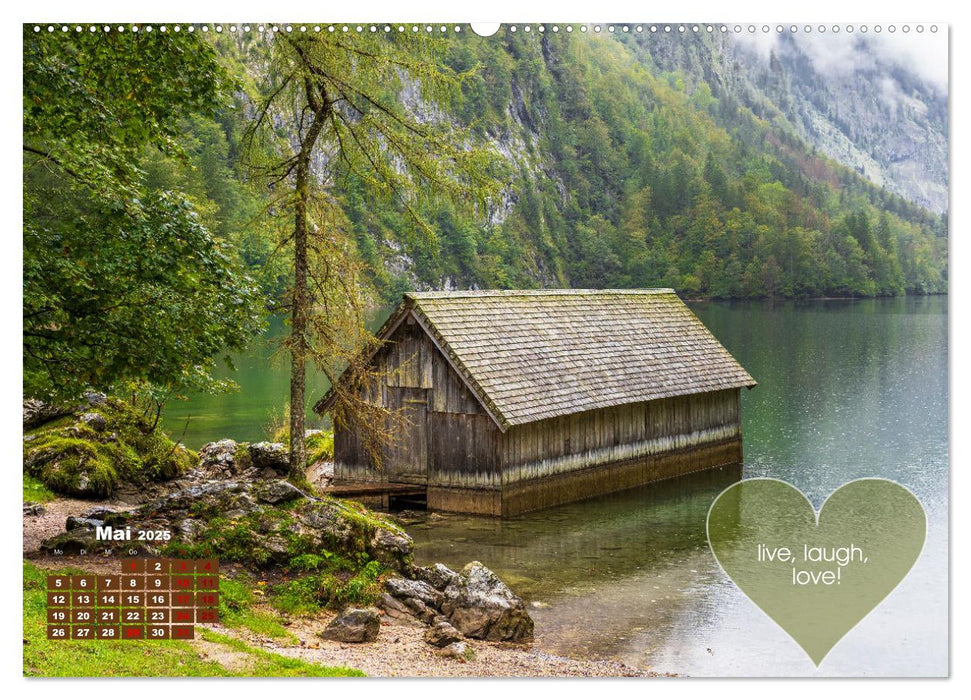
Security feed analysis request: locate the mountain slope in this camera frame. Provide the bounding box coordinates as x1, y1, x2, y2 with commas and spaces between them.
163, 30, 948, 301
628, 29, 948, 213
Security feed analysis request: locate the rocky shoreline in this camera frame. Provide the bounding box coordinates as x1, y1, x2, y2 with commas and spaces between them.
22, 399, 663, 677
23, 496, 655, 677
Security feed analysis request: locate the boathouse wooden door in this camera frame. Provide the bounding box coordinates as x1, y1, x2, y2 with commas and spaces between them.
390, 387, 429, 483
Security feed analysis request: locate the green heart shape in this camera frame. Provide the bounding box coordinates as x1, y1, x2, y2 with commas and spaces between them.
707, 478, 926, 666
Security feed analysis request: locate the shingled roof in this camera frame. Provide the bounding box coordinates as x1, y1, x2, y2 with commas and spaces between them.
317, 289, 756, 430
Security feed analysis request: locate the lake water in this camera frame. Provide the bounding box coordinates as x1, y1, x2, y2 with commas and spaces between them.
409, 296, 949, 677
165, 297, 948, 677
162, 315, 334, 448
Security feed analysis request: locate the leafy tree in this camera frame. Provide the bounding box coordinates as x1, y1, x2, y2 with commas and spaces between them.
242, 31, 498, 476
23, 26, 264, 402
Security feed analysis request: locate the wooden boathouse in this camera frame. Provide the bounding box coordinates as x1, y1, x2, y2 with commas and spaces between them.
314, 289, 756, 516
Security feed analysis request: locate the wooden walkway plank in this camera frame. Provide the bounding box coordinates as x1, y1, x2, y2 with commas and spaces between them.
322, 482, 427, 498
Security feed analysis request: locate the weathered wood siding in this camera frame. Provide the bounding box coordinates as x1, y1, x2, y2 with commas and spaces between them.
334, 312, 502, 489
499, 389, 741, 485
335, 310, 743, 515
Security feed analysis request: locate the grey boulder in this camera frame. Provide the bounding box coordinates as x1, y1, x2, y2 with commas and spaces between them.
248, 442, 289, 472
436, 641, 473, 662
441, 561, 534, 643
424, 618, 463, 648
319, 607, 381, 643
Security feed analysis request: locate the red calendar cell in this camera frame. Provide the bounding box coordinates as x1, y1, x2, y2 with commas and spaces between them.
195, 608, 219, 624
172, 592, 194, 606
121, 559, 146, 573
169, 559, 195, 574
171, 608, 194, 624
196, 559, 219, 574
195, 592, 219, 607
171, 625, 195, 640
121, 625, 144, 640
172, 576, 195, 590
196, 576, 218, 590
71, 626, 95, 640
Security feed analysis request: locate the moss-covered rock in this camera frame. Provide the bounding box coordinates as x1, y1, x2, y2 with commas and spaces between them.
22, 396, 195, 498
40, 479, 413, 575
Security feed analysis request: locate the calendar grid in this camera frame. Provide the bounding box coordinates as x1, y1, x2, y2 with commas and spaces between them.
46, 559, 219, 641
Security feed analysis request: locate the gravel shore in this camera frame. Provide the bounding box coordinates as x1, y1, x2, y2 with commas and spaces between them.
228, 611, 656, 677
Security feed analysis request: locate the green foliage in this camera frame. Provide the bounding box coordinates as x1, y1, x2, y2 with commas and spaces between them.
224, 30, 944, 302
22, 397, 195, 497
218, 575, 296, 641
163, 512, 287, 566
305, 430, 334, 465
22, 26, 947, 431
264, 407, 332, 466
199, 630, 365, 676
239, 29, 504, 474
23, 474, 56, 504
271, 558, 385, 615
23, 26, 265, 403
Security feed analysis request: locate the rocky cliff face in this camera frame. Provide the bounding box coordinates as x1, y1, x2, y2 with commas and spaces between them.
632, 30, 948, 213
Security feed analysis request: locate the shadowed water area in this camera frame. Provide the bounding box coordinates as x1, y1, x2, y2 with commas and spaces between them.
166, 297, 948, 676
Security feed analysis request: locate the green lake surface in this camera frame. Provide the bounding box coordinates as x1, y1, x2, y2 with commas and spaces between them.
162, 315, 337, 448
164, 296, 948, 676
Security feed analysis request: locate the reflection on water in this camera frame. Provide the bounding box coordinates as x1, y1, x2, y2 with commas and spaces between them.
165, 296, 947, 676
163, 310, 394, 448
409, 296, 948, 677
410, 466, 741, 663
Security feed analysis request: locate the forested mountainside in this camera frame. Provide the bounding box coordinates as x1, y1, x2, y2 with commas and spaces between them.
147, 28, 948, 303
636, 29, 948, 215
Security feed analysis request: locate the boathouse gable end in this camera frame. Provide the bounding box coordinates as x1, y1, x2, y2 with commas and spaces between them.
316, 289, 756, 516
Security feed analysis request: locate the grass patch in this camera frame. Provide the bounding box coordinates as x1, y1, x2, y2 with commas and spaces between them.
23, 474, 56, 503
265, 407, 333, 468
219, 576, 297, 643
24, 561, 231, 677
23, 562, 360, 677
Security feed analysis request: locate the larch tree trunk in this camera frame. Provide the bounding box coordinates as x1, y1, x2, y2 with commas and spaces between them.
287, 81, 328, 479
